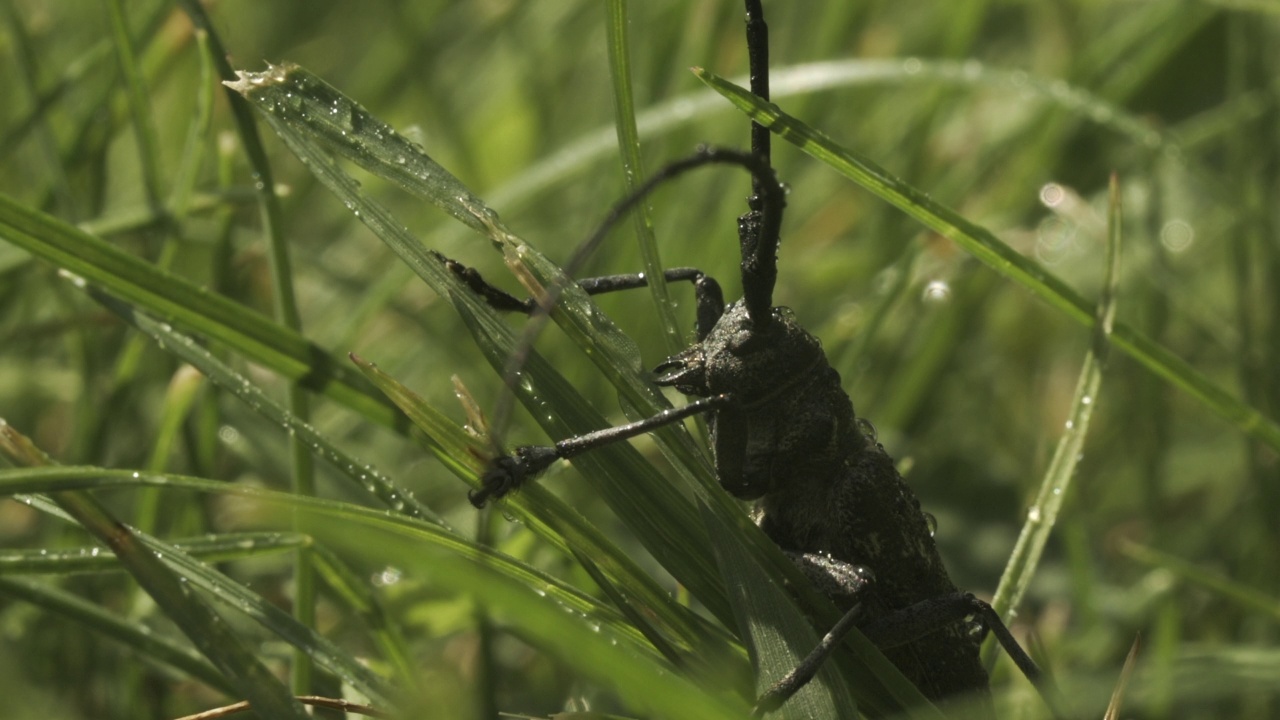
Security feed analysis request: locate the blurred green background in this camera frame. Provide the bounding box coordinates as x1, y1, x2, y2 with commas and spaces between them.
1, 0, 1278, 718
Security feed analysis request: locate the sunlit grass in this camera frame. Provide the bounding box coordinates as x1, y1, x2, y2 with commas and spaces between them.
1, 1, 1277, 718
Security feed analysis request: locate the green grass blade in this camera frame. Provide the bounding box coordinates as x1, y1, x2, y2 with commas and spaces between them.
1121, 543, 1280, 626
307, 505, 749, 720
0, 576, 234, 695
984, 174, 1124, 667
0, 193, 402, 428
699, 501, 857, 719
223, 63, 492, 236
0, 466, 662, 686
0, 531, 307, 575
226, 65, 738, 626
91, 289, 440, 524
102, 0, 163, 214
350, 353, 740, 668
0, 427, 310, 720
308, 545, 418, 690
695, 67, 1280, 453
604, 0, 682, 356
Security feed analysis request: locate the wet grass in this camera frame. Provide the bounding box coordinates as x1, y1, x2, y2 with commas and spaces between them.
0, 1, 1278, 718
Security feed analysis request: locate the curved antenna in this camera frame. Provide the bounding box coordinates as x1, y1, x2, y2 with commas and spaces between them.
486, 147, 785, 461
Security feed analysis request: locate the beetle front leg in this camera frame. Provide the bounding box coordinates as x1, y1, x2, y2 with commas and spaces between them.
437, 252, 726, 340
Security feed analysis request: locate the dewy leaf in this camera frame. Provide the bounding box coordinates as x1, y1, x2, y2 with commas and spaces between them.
693, 67, 1280, 455
0, 193, 402, 431
90, 289, 440, 525
226, 64, 710, 498
0, 426, 312, 720
698, 500, 856, 719
224, 63, 492, 235
227, 62, 740, 632
0, 576, 233, 694
985, 174, 1123, 665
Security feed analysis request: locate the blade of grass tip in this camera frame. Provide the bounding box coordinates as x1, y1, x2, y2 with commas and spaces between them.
91, 288, 441, 525
983, 173, 1123, 669
604, 0, 683, 357
0, 423, 311, 720
224, 65, 713, 499
227, 65, 738, 630
222, 63, 490, 236
0, 577, 234, 695
694, 67, 1280, 454
1103, 635, 1142, 720
347, 353, 490, 486
135, 365, 204, 534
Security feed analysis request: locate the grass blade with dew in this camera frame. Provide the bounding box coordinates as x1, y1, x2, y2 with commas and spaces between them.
349, 351, 742, 675
0, 424, 312, 720
229, 61, 939, 715
604, 0, 684, 358
0, 465, 685, 706
226, 63, 741, 627
89, 288, 439, 524
0, 576, 233, 695
0, 531, 307, 575
695, 67, 1280, 454
0, 194, 403, 429
984, 173, 1124, 670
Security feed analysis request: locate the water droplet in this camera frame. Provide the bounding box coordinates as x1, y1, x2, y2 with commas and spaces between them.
1039, 183, 1065, 208
1027, 506, 1042, 522
372, 567, 402, 587
922, 280, 951, 303
1160, 219, 1194, 253
923, 512, 937, 537
856, 417, 878, 443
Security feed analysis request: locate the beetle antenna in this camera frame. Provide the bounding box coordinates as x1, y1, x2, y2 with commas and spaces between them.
739, 0, 779, 329
484, 148, 784, 461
